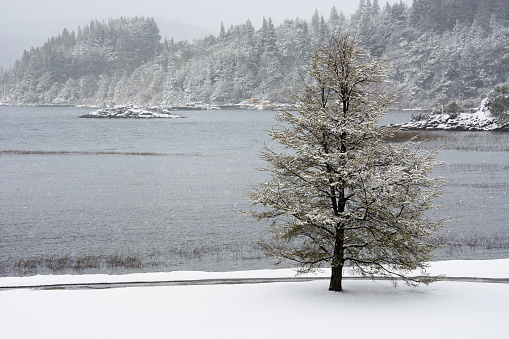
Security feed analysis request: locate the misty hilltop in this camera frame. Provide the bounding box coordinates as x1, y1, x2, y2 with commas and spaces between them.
1, 0, 508, 109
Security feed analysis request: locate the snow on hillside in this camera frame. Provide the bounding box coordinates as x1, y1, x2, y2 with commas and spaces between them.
0, 259, 508, 339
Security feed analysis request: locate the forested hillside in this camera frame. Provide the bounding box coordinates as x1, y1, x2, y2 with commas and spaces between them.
1, 0, 508, 109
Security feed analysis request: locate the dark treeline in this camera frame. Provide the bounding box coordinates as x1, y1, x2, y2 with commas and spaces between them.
1, 0, 508, 109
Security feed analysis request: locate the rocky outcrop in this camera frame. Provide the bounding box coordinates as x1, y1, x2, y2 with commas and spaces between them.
392, 111, 509, 131
79, 106, 183, 118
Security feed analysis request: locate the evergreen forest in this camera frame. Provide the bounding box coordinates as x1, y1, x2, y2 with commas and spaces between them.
0, 0, 508, 109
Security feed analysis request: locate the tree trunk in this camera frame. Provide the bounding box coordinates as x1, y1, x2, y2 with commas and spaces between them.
329, 180, 345, 292
329, 227, 345, 292
329, 265, 343, 292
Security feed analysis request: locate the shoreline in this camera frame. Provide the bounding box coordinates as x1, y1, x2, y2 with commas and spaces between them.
2, 258, 508, 290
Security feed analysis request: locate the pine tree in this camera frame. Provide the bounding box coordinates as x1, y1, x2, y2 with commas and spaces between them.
247, 33, 446, 292
328, 7, 342, 34
219, 22, 226, 41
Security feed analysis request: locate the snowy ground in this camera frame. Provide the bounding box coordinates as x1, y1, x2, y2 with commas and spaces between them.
1, 259, 508, 339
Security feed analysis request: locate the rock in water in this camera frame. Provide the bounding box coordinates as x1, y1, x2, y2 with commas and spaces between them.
79, 105, 183, 119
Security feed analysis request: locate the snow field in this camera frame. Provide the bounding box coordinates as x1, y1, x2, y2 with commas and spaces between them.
0, 259, 508, 339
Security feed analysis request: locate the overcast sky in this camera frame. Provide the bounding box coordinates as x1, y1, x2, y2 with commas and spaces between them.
0, 0, 412, 69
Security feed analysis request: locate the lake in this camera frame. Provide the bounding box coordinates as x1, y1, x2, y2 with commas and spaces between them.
0, 106, 507, 276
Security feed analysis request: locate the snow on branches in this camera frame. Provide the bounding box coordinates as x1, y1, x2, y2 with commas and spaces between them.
247, 33, 447, 292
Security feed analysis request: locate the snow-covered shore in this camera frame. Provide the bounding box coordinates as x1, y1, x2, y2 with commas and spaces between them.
393, 110, 509, 131
392, 97, 509, 131
0, 259, 508, 339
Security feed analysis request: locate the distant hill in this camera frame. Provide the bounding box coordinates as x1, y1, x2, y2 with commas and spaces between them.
155, 17, 213, 42
1, 0, 508, 110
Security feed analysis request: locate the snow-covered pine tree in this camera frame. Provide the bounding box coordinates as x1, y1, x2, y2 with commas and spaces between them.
247, 33, 446, 292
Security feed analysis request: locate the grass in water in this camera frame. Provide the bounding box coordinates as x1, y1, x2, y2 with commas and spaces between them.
0, 150, 167, 156
1, 241, 265, 276
384, 130, 509, 152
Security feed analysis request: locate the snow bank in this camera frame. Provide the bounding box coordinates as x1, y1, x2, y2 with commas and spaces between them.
0, 259, 508, 339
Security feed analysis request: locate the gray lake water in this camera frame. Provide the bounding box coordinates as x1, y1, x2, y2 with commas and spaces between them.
0, 106, 508, 276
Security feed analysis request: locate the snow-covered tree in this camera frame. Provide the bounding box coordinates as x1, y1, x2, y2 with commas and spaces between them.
247, 33, 446, 292
1, 2, 507, 107
486, 85, 509, 125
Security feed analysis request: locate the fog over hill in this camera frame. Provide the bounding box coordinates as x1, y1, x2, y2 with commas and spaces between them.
155, 18, 213, 42
0, 0, 372, 70
0, 18, 212, 70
